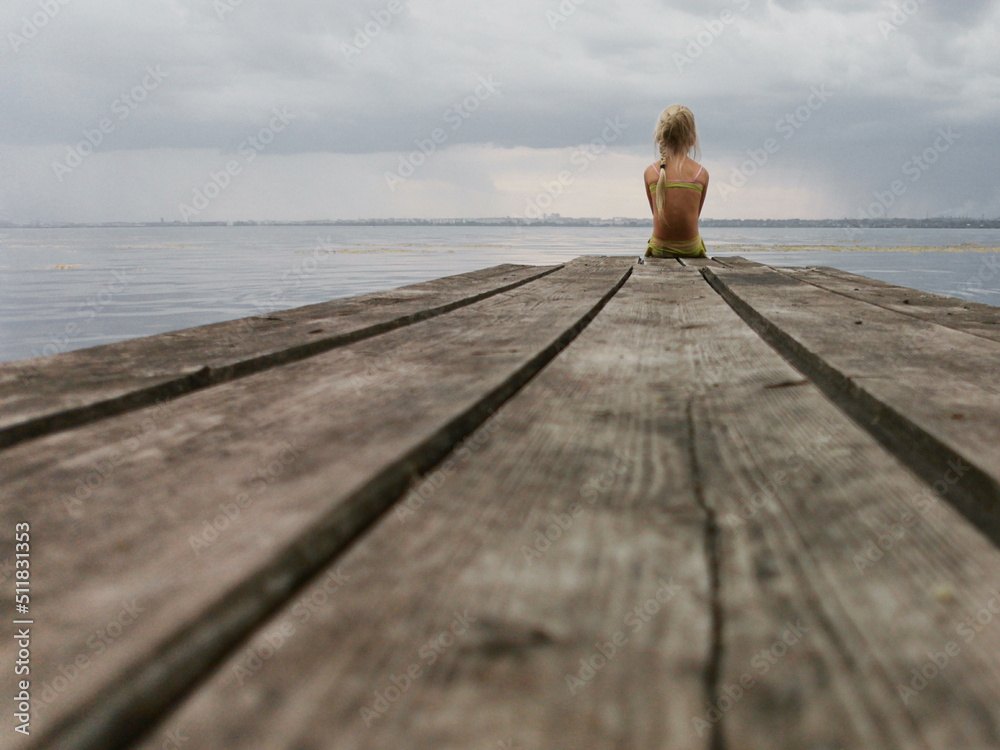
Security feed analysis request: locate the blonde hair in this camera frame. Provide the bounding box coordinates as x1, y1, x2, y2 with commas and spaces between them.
653, 105, 700, 216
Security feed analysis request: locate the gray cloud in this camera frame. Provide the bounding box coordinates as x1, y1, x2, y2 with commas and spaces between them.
1, 0, 997, 221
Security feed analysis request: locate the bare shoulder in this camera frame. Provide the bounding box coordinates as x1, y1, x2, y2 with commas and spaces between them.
644, 163, 660, 183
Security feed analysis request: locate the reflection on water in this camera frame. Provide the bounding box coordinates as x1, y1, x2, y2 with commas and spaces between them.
1, 225, 998, 363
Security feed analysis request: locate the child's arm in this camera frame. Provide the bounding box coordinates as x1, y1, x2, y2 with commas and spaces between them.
644, 167, 656, 215
697, 169, 710, 216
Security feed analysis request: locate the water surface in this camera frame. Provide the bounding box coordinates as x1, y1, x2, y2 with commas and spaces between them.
1, 225, 997, 363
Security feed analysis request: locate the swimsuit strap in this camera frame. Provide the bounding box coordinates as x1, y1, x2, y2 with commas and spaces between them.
657, 160, 703, 183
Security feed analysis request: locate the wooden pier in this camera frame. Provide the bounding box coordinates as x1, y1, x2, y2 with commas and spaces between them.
3, 256, 1000, 749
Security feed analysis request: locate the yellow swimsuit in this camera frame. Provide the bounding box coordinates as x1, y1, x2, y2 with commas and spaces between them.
647, 169, 707, 258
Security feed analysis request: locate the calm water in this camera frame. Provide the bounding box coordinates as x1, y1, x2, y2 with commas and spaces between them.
1, 225, 998, 364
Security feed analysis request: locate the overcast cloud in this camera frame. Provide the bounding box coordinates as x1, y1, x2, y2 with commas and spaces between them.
1, 0, 997, 222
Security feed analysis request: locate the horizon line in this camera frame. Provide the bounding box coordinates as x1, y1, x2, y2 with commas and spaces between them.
3, 216, 1000, 229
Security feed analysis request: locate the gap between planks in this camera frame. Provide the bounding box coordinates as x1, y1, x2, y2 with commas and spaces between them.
701, 265, 1000, 554
126, 260, 717, 750
0, 264, 562, 452
20, 261, 633, 750
123, 259, 1000, 749
778, 264, 1000, 345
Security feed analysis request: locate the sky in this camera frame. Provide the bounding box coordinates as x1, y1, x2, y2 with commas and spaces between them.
0, 0, 997, 223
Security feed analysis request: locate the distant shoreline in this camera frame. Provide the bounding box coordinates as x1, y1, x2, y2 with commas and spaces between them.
2, 218, 999, 229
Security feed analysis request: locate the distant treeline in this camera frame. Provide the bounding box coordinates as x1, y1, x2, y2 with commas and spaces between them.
700, 218, 1000, 229
3, 217, 999, 229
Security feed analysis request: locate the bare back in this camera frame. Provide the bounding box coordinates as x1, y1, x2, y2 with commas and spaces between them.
644, 158, 709, 242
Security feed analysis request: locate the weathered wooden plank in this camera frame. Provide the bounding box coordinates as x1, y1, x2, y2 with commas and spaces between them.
688, 313, 1000, 749
1, 258, 630, 750
780, 264, 1000, 344
712, 257, 1000, 342
128, 259, 1000, 749
703, 264, 1000, 549
665, 260, 998, 747
0, 263, 559, 450
126, 259, 718, 750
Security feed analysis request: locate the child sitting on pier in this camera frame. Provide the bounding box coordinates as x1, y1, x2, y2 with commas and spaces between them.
644, 105, 709, 258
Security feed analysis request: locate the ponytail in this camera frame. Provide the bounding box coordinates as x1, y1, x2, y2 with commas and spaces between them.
652, 105, 699, 218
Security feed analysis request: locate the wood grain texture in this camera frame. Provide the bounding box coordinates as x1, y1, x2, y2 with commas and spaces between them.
1, 258, 629, 750
10, 256, 1000, 750
780, 264, 1000, 344
127, 258, 717, 750
703, 264, 1000, 549
0, 263, 559, 450
130, 259, 1000, 749
682, 280, 1000, 749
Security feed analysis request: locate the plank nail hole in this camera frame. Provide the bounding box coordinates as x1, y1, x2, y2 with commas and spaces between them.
764, 379, 809, 390
460, 619, 557, 658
